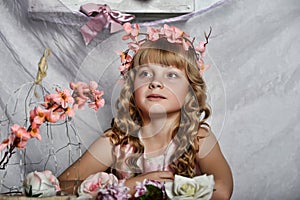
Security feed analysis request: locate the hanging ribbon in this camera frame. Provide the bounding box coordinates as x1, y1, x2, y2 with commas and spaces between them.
80, 3, 135, 45
34, 48, 50, 98
35, 48, 51, 85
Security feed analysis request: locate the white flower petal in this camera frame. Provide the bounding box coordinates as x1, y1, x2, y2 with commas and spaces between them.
24, 171, 58, 197
165, 174, 215, 200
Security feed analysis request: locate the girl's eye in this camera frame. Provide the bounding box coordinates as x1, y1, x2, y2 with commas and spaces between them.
167, 72, 178, 78
139, 71, 152, 78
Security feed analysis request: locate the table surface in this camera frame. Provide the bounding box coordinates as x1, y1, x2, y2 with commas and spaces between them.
0, 196, 76, 200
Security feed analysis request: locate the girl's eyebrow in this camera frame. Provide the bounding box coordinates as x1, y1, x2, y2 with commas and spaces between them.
136, 65, 185, 75
136, 66, 149, 72
137, 65, 148, 69
167, 66, 185, 74
136, 64, 162, 71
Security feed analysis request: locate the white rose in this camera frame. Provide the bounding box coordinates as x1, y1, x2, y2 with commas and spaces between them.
165, 174, 215, 200
77, 172, 119, 199
23, 170, 60, 197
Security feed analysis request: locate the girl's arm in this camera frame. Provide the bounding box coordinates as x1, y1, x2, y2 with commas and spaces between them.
196, 128, 233, 200
58, 133, 114, 194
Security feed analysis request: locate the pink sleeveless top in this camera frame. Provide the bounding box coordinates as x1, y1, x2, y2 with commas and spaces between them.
114, 140, 201, 179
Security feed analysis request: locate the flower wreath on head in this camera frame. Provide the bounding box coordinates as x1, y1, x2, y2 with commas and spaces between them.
116, 23, 212, 77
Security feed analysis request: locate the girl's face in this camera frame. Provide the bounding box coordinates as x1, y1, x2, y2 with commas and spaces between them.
134, 64, 189, 118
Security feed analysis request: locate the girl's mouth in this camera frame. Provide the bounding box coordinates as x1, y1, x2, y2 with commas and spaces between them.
146, 94, 166, 100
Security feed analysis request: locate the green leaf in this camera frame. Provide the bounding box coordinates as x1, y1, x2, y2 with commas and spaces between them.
24, 185, 42, 197
137, 185, 164, 200
25, 185, 32, 197
32, 193, 43, 197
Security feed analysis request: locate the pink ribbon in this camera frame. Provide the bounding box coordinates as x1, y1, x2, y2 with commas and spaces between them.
80, 3, 135, 45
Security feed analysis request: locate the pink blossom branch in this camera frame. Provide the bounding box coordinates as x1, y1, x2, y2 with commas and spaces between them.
0, 81, 104, 170
0, 144, 16, 169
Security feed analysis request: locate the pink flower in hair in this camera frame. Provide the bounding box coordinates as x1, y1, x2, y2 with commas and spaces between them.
197, 59, 210, 77
116, 50, 133, 73
116, 50, 132, 64
118, 63, 131, 73
147, 26, 160, 41
162, 24, 189, 44
163, 25, 191, 50
195, 41, 207, 57
118, 23, 212, 77
128, 42, 140, 52
123, 23, 131, 32
122, 23, 140, 41
182, 39, 190, 51
161, 24, 175, 42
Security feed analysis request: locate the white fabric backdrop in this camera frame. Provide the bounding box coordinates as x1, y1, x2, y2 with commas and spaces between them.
0, 0, 299, 199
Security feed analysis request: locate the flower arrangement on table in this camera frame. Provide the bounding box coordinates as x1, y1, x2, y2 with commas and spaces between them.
21, 170, 214, 199
76, 172, 215, 200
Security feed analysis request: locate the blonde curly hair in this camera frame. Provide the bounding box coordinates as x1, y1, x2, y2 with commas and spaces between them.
105, 38, 211, 178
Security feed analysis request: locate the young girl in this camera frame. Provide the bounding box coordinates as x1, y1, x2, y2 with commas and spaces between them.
59, 24, 233, 199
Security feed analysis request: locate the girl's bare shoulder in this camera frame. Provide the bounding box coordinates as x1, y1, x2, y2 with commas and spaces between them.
89, 130, 116, 151
195, 127, 219, 158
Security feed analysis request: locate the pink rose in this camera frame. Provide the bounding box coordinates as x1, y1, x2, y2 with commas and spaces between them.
77, 172, 119, 199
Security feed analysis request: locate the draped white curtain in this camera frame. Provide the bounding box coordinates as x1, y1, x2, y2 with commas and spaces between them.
0, 0, 299, 199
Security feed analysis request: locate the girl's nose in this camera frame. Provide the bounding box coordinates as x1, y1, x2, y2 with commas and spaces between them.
149, 80, 164, 89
